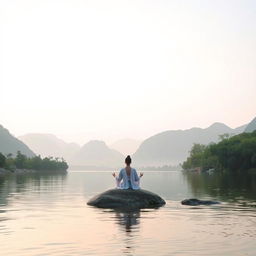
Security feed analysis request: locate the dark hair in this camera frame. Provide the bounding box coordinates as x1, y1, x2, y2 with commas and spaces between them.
125, 155, 132, 165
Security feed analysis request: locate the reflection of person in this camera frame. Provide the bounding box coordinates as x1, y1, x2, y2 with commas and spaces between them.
112, 155, 143, 190
115, 210, 140, 232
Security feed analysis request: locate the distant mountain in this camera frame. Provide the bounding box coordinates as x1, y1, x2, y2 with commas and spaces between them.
71, 140, 124, 167
132, 122, 245, 166
244, 117, 256, 133
233, 124, 247, 134
19, 133, 80, 161
0, 125, 35, 157
110, 139, 141, 155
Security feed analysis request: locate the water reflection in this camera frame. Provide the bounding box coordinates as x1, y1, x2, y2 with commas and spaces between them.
0, 172, 67, 209
0, 171, 255, 256
113, 209, 141, 256
114, 210, 141, 233
183, 170, 256, 202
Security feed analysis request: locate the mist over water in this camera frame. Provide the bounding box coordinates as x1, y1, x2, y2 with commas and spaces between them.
0, 170, 256, 256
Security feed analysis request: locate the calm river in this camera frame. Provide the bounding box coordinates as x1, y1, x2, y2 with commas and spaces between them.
0, 170, 256, 255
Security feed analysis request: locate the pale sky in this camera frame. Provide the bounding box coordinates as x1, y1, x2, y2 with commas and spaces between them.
1, 0, 255, 145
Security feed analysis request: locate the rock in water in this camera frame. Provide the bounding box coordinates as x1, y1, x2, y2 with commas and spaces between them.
181, 198, 220, 206
87, 189, 166, 209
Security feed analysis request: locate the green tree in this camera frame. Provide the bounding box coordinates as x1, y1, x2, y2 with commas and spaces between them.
182, 130, 256, 172
0, 153, 6, 168
15, 151, 27, 169
219, 133, 231, 141
182, 144, 206, 169
0, 151, 68, 172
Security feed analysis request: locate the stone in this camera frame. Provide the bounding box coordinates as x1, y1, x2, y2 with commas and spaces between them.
87, 189, 166, 209
181, 198, 220, 206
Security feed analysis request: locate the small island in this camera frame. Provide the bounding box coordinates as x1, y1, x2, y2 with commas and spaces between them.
0, 150, 68, 175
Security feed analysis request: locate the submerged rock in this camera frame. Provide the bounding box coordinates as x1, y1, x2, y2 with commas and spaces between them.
87, 189, 166, 209
181, 198, 220, 206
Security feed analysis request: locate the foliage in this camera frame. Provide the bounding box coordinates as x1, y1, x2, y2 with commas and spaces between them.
218, 133, 231, 141
1, 151, 68, 171
182, 131, 256, 172
182, 144, 206, 170
0, 152, 6, 168
15, 151, 27, 169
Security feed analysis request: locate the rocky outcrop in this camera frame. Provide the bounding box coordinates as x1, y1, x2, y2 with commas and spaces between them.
87, 189, 166, 209
181, 198, 220, 206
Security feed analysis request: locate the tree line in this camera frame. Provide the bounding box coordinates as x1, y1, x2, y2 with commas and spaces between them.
182, 131, 256, 172
0, 151, 68, 171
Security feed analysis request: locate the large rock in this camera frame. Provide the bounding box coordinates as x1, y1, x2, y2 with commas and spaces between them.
87, 189, 166, 209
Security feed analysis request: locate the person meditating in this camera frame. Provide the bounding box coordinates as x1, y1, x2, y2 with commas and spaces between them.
112, 155, 143, 190
88, 156, 164, 208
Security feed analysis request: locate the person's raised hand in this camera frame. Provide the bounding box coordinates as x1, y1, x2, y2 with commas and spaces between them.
140, 172, 144, 177
112, 172, 116, 177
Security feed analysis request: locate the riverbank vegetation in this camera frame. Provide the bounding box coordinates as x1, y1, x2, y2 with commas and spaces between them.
0, 151, 68, 172
182, 131, 256, 172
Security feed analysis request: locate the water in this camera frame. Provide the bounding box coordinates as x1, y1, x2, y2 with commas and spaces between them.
0, 170, 256, 256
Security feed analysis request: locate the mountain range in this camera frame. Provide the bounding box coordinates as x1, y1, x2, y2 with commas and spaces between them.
110, 139, 141, 155
71, 140, 124, 167
132, 122, 247, 166
19, 133, 80, 161
1, 116, 256, 167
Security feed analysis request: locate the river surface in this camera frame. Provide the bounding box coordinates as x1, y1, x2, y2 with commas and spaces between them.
0, 170, 256, 256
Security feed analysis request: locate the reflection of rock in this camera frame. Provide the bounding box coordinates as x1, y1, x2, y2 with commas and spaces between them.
115, 210, 140, 232
181, 198, 220, 206
87, 189, 166, 209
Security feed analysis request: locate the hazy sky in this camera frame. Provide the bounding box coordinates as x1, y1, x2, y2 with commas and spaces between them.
1, 0, 255, 145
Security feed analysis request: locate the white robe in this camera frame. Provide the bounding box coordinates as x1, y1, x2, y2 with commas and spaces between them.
116, 168, 140, 190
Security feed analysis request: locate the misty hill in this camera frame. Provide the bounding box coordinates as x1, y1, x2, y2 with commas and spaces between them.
245, 117, 256, 133
233, 124, 247, 134
19, 134, 80, 161
71, 140, 124, 167
0, 125, 35, 157
110, 139, 141, 155
132, 122, 245, 166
